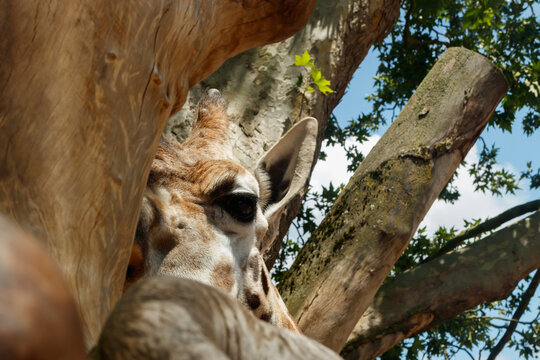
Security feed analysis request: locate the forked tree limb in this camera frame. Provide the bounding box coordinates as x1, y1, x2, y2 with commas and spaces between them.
279, 47, 508, 351
0, 0, 315, 347
341, 211, 540, 360
95, 277, 340, 360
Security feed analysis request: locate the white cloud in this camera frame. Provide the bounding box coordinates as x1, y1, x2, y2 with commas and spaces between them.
307, 136, 380, 224
311, 136, 380, 190
419, 144, 527, 234
310, 137, 528, 235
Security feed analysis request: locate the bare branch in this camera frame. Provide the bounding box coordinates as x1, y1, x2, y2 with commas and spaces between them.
425, 199, 540, 262
487, 269, 540, 360
342, 211, 540, 360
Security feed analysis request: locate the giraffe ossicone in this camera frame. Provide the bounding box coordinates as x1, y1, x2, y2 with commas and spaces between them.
126, 89, 318, 331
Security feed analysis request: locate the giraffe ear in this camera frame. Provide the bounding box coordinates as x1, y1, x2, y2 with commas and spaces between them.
256, 117, 318, 252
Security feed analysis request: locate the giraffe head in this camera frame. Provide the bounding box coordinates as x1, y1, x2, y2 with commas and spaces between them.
126, 89, 317, 330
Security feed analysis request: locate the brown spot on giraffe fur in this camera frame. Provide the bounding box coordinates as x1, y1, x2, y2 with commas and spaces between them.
249, 255, 259, 282
170, 193, 183, 204
210, 261, 234, 293
259, 312, 272, 323
245, 291, 261, 310
261, 268, 269, 295
150, 232, 177, 254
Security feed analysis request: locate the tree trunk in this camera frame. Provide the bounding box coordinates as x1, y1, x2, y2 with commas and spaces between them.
0, 0, 315, 347
341, 211, 540, 360
163, 0, 401, 267
279, 47, 508, 351
95, 277, 341, 360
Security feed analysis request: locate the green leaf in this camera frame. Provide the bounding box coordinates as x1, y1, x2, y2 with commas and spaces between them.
314, 77, 334, 94
311, 69, 334, 94
311, 68, 322, 82
294, 50, 314, 68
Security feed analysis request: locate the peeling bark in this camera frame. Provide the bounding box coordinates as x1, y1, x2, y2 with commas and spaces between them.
279, 47, 508, 351
163, 0, 401, 267
0, 0, 315, 347
342, 211, 540, 360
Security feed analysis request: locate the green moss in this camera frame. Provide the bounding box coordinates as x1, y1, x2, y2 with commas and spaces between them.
283, 154, 435, 312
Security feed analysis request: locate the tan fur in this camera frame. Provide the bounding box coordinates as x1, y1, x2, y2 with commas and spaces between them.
127, 89, 299, 332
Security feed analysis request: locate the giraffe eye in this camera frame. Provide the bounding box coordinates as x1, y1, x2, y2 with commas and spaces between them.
216, 193, 258, 223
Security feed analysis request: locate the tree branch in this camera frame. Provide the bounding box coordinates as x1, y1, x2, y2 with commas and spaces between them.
487, 269, 540, 360
424, 199, 540, 262
280, 47, 508, 352
341, 211, 540, 360
0, 0, 316, 347
402, 0, 415, 49
95, 277, 340, 360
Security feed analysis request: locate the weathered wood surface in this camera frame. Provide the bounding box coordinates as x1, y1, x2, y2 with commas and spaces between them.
163, 0, 401, 268
0, 0, 315, 347
342, 211, 540, 360
0, 214, 85, 360
279, 47, 508, 351
94, 277, 340, 360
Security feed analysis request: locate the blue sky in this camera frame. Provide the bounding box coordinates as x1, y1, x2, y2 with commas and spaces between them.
333, 48, 540, 180
330, 48, 540, 232
310, 48, 539, 359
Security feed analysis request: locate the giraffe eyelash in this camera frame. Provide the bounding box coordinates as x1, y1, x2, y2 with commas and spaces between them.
255, 166, 271, 211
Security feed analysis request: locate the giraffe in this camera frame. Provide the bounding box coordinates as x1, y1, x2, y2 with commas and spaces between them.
125, 88, 318, 332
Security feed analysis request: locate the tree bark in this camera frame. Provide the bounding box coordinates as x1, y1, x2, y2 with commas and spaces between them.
95, 277, 340, 360
341, 211, 540, 360
279, 47, 508, 351
163, 0, 401, 267
0, 0, 315, 347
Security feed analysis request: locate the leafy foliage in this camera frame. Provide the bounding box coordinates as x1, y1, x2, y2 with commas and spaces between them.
521, 161, 540, 189
369, 1, 540, 357
275, 0, 540, 359
468, 140, 519, 196
294, 50, 334, 94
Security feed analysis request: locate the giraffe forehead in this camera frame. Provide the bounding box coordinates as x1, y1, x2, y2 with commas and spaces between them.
186, 160, 259, 198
